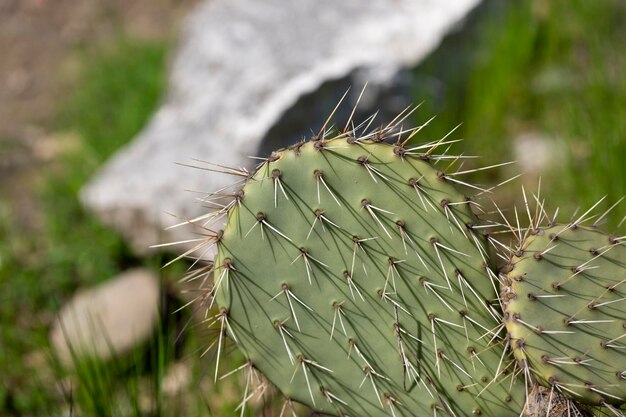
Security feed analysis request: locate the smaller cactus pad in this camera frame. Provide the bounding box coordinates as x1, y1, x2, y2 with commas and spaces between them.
503, 224, 626, 407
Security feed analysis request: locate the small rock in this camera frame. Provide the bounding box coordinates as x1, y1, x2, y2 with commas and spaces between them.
513, 132, 564, 175
50, 268, 160, 365
161, 362, 191, 396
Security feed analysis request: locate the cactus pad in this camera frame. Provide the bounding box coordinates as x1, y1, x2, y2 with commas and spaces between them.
210, 135, 524, 416
503, 224, 626, 407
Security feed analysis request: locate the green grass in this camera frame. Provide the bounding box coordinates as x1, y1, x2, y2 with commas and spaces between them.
50, 302, 203, 417
58, 38, 168, 160
411, 0, 626, 228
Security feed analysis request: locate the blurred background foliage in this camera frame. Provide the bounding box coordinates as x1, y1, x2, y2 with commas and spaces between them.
413, 0, 626, 225
0, 0, 625, 415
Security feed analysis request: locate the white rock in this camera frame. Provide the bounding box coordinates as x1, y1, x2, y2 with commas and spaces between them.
81, 0, 481, 255
50, 268, 160, 365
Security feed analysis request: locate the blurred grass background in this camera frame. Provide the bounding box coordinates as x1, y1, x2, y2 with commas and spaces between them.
413, 0, 626, 225
0, 0, 625, 415
1, 38, 171, 413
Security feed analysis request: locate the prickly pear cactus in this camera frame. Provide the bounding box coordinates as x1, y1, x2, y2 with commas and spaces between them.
207, 128, 525, 416
503, 223, 626, 409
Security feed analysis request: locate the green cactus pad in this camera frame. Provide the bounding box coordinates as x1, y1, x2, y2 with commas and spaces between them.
503, 224, 626, 407
212, 136, 524, 416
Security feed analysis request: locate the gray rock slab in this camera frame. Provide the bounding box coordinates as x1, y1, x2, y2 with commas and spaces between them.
81, 0, 481, 255
50, 268, 160, 365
